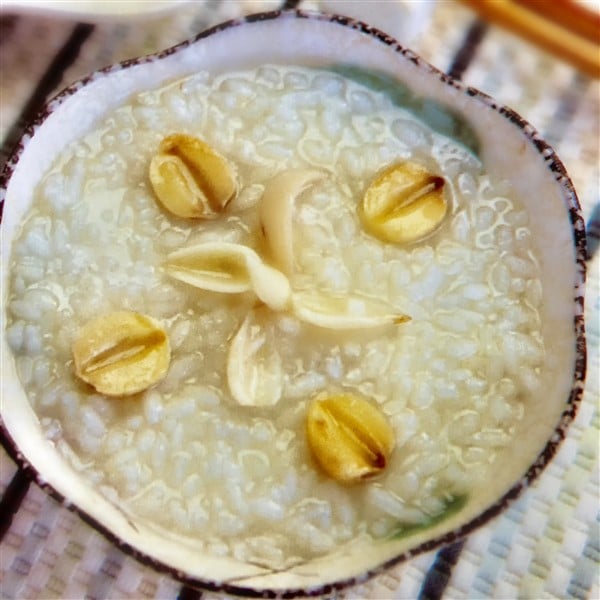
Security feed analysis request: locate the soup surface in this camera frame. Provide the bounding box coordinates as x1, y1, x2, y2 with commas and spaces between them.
6, 66, 545, 567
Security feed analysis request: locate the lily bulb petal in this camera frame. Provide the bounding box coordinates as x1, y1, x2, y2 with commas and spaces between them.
291, 290, 411, 330
227, 308, 284, 407
259, 169, 326, 275
246, 255, 292, 311
360, 161, 448, 245
164, 242, 291, 311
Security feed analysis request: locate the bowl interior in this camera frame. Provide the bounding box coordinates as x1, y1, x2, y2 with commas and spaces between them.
0, 10, 585, 594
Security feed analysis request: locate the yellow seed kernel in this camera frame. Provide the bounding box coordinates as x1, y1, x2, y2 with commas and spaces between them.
149, 133, 237, 218
360, 161, 447, 244
306, 393, 395, 483
72, 311, 170, 396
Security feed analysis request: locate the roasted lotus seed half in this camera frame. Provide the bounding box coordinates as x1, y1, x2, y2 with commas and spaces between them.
149, 133, 238, 219
72, 311, 170, 396
306, 392, 396, 483
360, 161, 448, 244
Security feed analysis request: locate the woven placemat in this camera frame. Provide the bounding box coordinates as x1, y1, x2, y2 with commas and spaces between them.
1, 1, 598, 598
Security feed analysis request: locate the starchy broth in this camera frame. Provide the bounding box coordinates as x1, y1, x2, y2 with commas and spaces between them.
6, 66, 545, 567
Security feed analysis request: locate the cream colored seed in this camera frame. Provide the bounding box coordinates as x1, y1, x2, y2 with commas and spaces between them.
306, 393, 395, 483
72, 311, 170, 396
360, 161, 447, 244
149, 133, 237, 219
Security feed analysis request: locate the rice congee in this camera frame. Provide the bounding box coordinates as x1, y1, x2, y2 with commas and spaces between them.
6, 66, 545, 567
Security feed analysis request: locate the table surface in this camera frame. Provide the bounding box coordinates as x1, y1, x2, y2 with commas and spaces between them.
0, 1, 598, 599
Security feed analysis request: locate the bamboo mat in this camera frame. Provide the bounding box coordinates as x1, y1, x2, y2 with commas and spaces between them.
1, 1, 598, 598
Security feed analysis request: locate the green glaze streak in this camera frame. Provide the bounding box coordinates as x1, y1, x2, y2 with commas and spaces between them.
388, 494, 468, 540
328, 65, 480, 157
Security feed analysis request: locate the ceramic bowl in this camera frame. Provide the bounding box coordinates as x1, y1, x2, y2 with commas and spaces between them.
0, 10, 587, 597
0, 0, 193, 21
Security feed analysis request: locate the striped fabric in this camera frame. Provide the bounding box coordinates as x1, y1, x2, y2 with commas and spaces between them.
1, 1, 598, 598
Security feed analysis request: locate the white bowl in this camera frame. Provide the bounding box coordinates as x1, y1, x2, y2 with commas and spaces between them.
0, 10, 587, 597
0, 0, 194, 21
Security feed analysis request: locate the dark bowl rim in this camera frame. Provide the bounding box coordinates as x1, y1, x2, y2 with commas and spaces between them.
0, 8, 588, 599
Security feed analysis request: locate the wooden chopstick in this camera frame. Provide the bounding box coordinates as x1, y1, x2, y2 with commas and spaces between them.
457, 0, 600, 78
513, 0, 600, 45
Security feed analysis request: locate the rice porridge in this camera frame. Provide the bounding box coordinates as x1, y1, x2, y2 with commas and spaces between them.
6, 66, 545, 567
